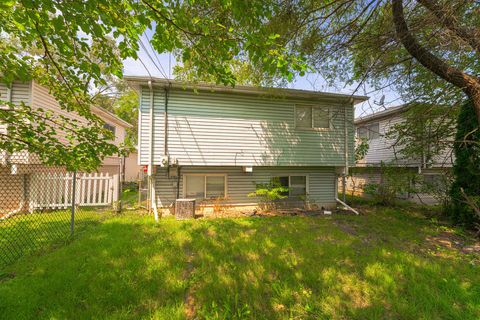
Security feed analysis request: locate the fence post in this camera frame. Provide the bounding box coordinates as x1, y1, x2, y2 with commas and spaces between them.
70, 171, 77, 236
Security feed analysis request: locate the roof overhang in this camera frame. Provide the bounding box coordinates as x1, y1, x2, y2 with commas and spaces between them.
355, 104, 410, 125
124, 76, 369, 105
92, 106, 133, 129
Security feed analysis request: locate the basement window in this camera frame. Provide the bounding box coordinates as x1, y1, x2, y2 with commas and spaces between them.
185, 174, 226, 199
271, 175, 308, 197
295, 105, 330, 129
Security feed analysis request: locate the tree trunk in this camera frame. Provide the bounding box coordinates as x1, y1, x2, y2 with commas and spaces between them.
392, 0, 480, 126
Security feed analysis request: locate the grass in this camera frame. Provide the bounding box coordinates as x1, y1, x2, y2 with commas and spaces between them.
1, 206, 479, 319
0, 208, 108, 268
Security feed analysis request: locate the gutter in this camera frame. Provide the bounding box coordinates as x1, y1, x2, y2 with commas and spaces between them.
148, 80, 159, 221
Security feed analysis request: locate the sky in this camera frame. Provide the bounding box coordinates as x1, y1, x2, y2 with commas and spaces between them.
123, 33, 403, 118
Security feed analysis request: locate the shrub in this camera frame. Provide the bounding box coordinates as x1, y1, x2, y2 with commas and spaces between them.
449, 100, 480, 230
248, 179, 289, 211
363, 162, 419, 205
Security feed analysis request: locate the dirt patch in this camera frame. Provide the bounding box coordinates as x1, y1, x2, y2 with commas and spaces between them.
333, 220, 358, 236
182, 245, 196, 319
425, 231, 480, 255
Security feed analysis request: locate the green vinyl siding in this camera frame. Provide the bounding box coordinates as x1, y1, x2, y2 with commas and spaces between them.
139, 86, 355, 167
155, 166, 336, 208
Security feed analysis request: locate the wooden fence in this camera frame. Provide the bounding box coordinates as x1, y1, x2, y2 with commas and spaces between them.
29, 172, 119, 211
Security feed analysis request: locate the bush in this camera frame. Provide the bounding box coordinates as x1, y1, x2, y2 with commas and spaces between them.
363, 162, 419, 206
449, 100, 480, 230
248, 179, 289, 211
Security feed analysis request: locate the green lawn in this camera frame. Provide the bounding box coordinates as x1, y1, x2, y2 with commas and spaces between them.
1, 206, 479, 319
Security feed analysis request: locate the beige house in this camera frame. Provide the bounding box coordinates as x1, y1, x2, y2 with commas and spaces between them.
0, 80, 135, 215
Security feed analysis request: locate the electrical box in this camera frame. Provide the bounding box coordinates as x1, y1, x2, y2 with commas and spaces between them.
242, 166, 253, 173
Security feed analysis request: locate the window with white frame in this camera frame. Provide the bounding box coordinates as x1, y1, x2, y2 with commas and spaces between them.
271, 175, 308, 197
357, 123, 380, 140
295, 105, 330, 129
185, 174, 226, 199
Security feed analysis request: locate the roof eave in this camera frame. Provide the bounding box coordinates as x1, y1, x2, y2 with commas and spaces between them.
124, 76, 369, 105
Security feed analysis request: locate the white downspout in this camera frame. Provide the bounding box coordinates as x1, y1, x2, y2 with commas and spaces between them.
148, 80, 159, 221
342, 102, 350, 203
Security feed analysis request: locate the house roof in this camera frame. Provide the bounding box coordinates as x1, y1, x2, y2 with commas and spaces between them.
124, 76, 369, 105
355, 104, 410, 125
92, 105, 133, 129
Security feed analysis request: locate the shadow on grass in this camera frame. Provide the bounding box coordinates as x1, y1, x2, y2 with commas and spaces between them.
0, 211, 479, 319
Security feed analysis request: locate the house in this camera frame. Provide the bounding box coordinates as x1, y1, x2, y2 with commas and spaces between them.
349, 104, 453, 203
125, 76, 368, 215
0, 80, 135, 215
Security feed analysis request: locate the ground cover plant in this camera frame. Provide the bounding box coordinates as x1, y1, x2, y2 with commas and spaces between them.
1, 205, 479, 319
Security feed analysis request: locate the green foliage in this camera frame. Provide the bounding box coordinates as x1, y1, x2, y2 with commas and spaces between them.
449, 100, 480, 229
248, 178, 289, 210
265, 1, 478, 112
1, 1, 307, 171
385, 104, 458, 166
355, 137, 369, 161
364, 162, 419, 206
2, 210, 480, 319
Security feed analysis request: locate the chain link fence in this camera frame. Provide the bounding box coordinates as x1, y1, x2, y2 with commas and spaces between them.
0, 152, 119, 269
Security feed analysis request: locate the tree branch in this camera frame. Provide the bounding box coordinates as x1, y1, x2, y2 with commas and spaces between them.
391, 0, 480, 124
416, 0, 480, 54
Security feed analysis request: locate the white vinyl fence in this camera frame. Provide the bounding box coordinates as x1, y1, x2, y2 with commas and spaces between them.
29, 172, 119, 211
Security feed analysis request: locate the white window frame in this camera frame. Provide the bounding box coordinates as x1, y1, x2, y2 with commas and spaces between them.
357, 122, 380, 140
272, 174, 309, 197
294, 105, 331, 131
183, 173, 228, 199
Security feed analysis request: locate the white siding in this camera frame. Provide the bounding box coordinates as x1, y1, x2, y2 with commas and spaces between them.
358, 113, 453, 168
155, 166, 337, 208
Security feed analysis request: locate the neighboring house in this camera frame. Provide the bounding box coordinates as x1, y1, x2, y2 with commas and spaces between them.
0, 80, 133, 172
126, 76, 368, 214
0, 80, 134, 214
349, 104, 453, 203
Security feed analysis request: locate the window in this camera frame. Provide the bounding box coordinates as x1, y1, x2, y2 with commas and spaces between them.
357, 123, 380, 140
185, 175, 226, 199
103, 123, 116, 135
290, 176, 307, 196
295, 105, 330, 129
357, 127, 368, 139
271, 175, 307, 197
368, 123, 380, 139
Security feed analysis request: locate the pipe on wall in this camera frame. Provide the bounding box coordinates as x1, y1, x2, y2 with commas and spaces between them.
148, 80, 159, 221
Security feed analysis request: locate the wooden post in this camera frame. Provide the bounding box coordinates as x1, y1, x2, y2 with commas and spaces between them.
70, 171, 76, 236
112, 174, 120, 212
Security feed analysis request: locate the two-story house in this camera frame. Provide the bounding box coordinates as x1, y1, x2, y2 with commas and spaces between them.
350, 104, 453, 203
0, 80, 135, 215
126, 77, 368, 214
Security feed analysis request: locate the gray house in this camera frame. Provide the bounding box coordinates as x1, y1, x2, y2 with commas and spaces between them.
350, 104, 453, 203
126, 77, 367, 215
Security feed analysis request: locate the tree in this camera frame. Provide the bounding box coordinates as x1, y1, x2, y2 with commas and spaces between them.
449, 100, 480, 230
259, 1, 478, 122
1, 1, 307, 171
385, 103, 458, 166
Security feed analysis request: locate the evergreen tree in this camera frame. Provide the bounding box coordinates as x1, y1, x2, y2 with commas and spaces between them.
449, 100, 480, 229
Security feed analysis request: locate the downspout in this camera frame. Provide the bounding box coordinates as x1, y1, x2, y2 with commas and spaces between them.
164, 86, 169, 158
148, 80, 159, 221
342, 101, 350, 203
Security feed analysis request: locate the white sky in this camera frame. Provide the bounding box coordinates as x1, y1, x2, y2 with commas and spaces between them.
123, 33, 402, 118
